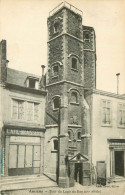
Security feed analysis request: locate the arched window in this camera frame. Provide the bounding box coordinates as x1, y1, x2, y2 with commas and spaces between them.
54, 21, 59, 33
53, 96, 60, 109
72, 58, 77, 70
52, 65, 59, 76
77, 132, 81, 140
53, 139, 58, 150
71, 92, 78, 103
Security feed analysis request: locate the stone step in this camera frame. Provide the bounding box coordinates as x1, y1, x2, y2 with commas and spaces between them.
1, 175, 47, 183
1, 175, 57, 191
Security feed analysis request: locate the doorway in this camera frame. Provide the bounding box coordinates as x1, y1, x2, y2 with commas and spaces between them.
74, 163, 83, 184
115, 151, 124, 177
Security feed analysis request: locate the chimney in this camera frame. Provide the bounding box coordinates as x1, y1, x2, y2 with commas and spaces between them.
0, 40, 8, 84
40, 65, 45, 89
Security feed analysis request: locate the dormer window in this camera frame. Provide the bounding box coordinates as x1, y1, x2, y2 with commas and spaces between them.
29, 78, 35, 88
26, 76, 39, 89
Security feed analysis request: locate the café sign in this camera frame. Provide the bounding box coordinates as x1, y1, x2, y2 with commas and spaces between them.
6, 129, 42, 136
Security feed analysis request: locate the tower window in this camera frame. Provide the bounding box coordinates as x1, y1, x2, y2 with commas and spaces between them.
71, 92, 78, 103
53, 97, 60, 109
54, 21, 59, 33
84, 33, 90, 42
52, 65, 59, 77
53, 139, 58, 150
77, 132, 81, 140
68, 131, 72, 140
72, 58, 77, 70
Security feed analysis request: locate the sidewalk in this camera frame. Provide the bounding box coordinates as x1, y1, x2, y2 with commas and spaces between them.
1, 181, 125, 195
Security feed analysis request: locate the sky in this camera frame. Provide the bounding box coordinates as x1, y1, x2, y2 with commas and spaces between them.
0, 0, 125, 94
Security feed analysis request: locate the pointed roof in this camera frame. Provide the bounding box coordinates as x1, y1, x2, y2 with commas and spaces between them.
69, 153, 89, 162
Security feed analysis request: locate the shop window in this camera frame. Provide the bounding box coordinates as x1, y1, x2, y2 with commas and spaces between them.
77, 132, 81, 140
71, 92, 78, 103
72, 58, 77, 70
53, 97, 60, 109
118, 103, 125, 127
102, 100, 111, 125
52, 65, 59, 77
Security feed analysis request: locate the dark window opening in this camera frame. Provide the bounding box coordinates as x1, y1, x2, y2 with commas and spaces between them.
53, 140, 58, 150
72, 58, 77, 70
71, 92, 78, 103
52, 65, 59, 76
53, 97, 60, 109
84, 33, 90, 42
54, 22, 59, 33
29, 79, 35, 88
77, 132, 81, 140
68, 131, 72, 140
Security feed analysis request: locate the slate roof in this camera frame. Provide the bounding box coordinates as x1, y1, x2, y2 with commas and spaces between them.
7, 68, 41, 87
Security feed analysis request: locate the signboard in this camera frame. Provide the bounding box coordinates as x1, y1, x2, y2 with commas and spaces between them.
6, 129, 43, 137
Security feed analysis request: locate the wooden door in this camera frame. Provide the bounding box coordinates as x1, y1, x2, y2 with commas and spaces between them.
82, 162, 91, 186
96, 161, 106, 185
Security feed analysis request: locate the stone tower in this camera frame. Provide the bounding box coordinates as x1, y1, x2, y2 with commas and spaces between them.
83, 26, 96, 89
44, 2, 94, 188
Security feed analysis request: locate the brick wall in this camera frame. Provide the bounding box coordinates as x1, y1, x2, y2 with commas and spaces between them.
0, 40, 7, 84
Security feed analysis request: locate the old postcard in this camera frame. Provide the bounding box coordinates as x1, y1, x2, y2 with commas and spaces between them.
0, 0, 125, 195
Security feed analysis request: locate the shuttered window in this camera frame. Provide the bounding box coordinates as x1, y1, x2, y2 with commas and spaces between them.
118, 103, 125, 127
12, 100, 24, 120
12, 99, 39, 122
102, 100, 111, 125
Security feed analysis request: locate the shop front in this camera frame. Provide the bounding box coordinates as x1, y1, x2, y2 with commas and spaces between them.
109, 139, 125, 178
4, 128, 44, 176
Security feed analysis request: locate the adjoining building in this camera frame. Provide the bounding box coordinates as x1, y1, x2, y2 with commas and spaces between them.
0, 40, 47, 177
85, 89, 125, 184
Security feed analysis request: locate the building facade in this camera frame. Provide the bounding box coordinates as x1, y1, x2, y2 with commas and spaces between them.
85, 89, 125, 183
0, 40, 47, 177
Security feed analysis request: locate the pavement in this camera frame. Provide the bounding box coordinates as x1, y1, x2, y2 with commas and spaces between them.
1, 181, 125, 195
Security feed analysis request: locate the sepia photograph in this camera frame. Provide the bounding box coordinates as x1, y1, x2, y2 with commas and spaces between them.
0, 0, 125, 194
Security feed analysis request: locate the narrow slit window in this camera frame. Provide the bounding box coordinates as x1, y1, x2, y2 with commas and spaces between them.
52, 65, 59, 76
71, 92, 78, 103
72, 58, 77, 70
53, 140, 58, 150
53, 97, 60, 109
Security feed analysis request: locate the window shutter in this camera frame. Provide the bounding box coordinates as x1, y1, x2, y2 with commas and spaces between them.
34, 103, 39, 121
12, 100, 18, 119
18, 101, 24, 120
27, 102, 33, 121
